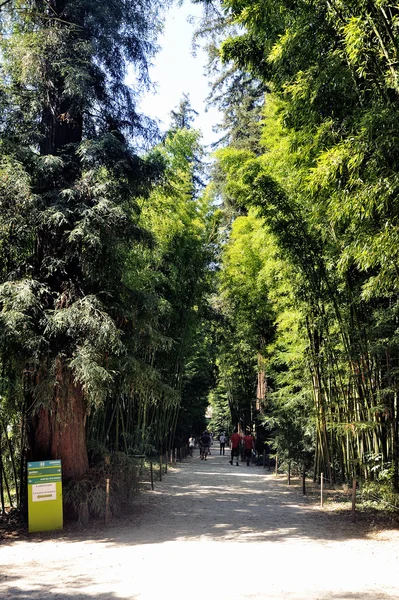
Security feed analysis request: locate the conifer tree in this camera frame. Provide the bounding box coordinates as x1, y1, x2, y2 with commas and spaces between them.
0, 0, 165, 482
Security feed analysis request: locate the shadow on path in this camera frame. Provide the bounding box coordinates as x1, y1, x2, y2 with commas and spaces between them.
10, 453, 395, 548
1, 453, 399, 600
0, 585, 132, 600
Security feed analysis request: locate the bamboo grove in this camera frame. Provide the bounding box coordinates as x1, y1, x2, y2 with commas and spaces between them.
198, 0, 399, 497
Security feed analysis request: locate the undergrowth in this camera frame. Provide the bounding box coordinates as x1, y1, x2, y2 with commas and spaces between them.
63, 451, 143, 525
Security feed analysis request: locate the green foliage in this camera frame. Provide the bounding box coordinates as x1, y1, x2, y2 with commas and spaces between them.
0, 0, 219, 509
83, 110, 217, 456
208, 388, 232, 434
206, 208, 277, 430
0, 0, 166, 147
199, 0, 399, 490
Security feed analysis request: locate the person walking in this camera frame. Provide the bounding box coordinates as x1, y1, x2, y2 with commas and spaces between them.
243, 431, 255, 466
199, 430, 211, 460
188, 435, 196, 457
229, 429, 241, 466
219, 432, 226, 455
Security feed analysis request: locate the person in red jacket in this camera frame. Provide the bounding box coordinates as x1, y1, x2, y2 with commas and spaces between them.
229, 429, 241, 466
243, 431, 255, 466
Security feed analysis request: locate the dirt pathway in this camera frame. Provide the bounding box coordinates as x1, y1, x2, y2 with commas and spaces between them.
1, 451, 399, 600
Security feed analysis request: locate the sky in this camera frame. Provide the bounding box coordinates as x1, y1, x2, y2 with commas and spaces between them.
132, 1, 221, 149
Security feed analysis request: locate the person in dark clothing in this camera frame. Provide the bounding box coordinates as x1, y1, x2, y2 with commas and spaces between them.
199, 431, 211, 460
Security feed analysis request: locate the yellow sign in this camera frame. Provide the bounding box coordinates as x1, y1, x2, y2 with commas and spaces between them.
28, 460, 63, 533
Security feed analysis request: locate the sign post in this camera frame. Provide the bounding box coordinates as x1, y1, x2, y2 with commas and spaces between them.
28, 460, 63, 533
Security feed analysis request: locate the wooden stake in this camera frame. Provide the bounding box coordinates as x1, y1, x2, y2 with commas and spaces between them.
288, 461, 291, 486
105, 478, 110, 525
275, 454, 278, 476
159, 455, 162, 481
302, 467, 306, 495
150, 462, 154, 491
174, 448, 177, 463
352, 478, 356, 522
320, 472, 324, 508
165, 453, 167, 474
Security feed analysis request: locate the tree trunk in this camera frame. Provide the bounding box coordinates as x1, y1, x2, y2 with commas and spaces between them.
28, 359, 89, 481
40, 99, 83, 156
39, 0, 83, 156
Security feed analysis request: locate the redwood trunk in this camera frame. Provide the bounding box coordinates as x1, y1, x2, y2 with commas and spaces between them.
29, 361, 89, 480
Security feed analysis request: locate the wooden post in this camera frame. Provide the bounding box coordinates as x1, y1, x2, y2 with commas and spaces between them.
288, 461, 291, 486
352, 478, 357, 522
275, 454, 278, 476
302, 467, 306, 495
105, 478, 110, 525
320, 472, 324, 508
159, 455, 162, 481
150, 462, 154, 491
165, 453, 167, 474
174, 448, 177, 463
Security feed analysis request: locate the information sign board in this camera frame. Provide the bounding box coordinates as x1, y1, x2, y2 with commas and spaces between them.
27, 460, 63, 533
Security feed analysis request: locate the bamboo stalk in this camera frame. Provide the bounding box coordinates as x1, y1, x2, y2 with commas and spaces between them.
19, 401, 28, 511
105, 478, 110, 525
0, 455, 5, 514
352, 478, 357, 523
118, 396, 128, 455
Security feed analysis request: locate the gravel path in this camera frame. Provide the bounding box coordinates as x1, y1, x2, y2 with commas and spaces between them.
1, 450, 399, 600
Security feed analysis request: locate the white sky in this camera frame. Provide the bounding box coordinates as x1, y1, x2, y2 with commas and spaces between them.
133, 0, 221, 148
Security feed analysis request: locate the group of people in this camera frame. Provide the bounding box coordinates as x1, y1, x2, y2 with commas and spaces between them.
229, 429, 255, 466
188, 429, 255, 466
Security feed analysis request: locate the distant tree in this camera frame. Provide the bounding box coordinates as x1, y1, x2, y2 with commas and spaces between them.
170, 93, 199, 131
